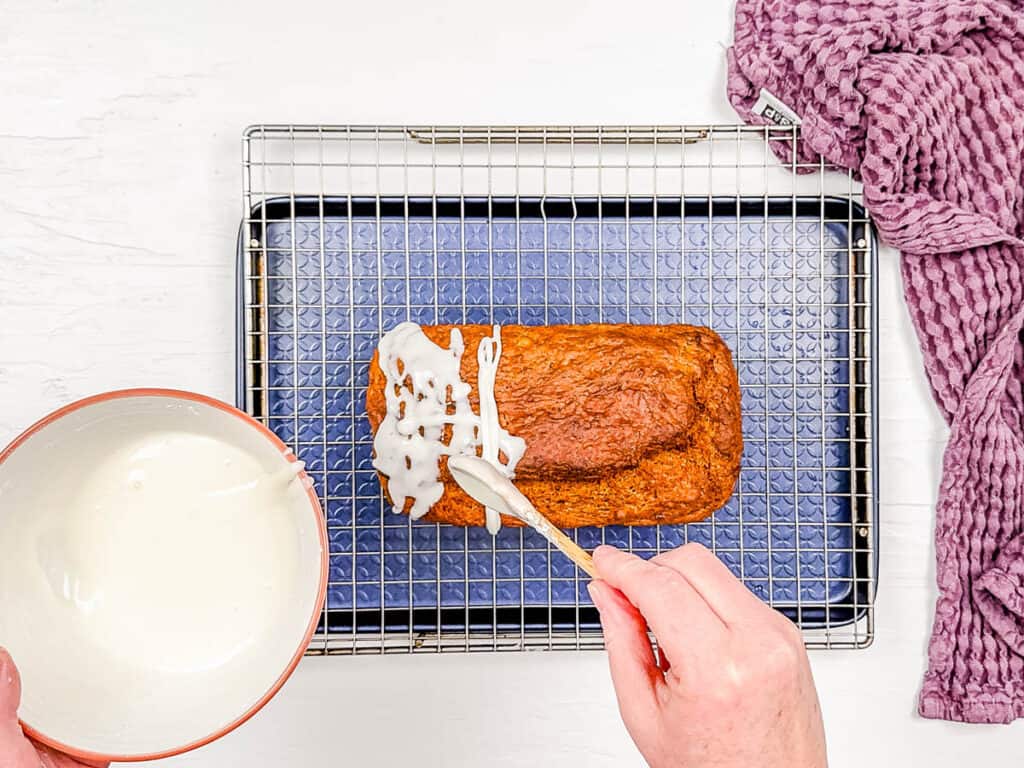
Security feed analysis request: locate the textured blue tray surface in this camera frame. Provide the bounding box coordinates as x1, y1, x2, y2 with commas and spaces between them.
257, 209, 855, 618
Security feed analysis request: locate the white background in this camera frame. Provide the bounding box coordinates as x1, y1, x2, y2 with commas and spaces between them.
1, 1, 1019, 765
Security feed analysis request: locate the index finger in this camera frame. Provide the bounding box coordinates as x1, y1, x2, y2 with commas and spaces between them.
652, 543, 767, 624
592, 545, 726, 662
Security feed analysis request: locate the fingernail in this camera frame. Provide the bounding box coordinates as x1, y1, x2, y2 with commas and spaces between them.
587, 581, 604, 611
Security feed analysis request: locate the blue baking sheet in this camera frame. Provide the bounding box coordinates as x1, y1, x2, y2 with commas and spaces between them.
248, 196, 865, 631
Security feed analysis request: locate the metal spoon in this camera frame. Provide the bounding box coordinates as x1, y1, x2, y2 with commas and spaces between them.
447, 455, 596, 578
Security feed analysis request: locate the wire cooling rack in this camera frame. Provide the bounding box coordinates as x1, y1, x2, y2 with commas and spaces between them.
237, 125, 877, 652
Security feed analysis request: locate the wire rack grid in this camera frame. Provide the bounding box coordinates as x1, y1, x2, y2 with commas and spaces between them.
237, 124, 878, 653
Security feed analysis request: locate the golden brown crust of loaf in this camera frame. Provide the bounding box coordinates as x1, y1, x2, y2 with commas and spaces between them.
366, 324, 742, 528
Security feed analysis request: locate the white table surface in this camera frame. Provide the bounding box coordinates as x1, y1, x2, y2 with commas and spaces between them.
2, 1, 1020, 765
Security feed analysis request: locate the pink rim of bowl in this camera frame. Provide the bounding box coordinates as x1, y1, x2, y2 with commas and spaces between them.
0, 388, 329, 763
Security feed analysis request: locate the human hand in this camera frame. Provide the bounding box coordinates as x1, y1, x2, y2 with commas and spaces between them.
0, 647, 108, 768
588, 544, 826, 768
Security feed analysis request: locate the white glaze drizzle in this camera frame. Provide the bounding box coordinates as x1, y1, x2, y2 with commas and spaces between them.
477, 325, 525, 534
372, 322, 525, 531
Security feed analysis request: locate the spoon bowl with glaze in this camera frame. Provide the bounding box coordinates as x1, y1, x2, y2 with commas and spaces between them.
447, 455, 596, 577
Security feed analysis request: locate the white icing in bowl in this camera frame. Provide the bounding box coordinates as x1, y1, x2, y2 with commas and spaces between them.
0, 390, 327, 762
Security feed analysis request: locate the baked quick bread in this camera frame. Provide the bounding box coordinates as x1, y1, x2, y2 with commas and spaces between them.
366, 323, 742, 528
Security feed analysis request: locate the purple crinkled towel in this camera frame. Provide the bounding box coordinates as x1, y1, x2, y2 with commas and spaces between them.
728, 0, 1024, 724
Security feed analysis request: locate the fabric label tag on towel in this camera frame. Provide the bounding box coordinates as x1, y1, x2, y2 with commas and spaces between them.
752, 88, 802, 126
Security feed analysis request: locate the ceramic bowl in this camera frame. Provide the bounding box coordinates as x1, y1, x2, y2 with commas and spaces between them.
0, 389, 327, 762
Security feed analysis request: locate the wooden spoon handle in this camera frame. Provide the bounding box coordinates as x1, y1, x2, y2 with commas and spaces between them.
542, 524, 597, 578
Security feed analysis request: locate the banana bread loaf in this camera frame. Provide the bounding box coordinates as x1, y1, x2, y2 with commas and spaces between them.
366, 323, 742, 528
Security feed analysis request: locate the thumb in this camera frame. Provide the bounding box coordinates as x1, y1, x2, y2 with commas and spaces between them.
588, 580, 663, 742
0, 650, 109, 768
0, 647, 41, 768
0, 648, 21, 721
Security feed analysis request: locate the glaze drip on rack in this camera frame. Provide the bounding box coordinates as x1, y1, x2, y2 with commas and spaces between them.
371, 322, 525, 531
